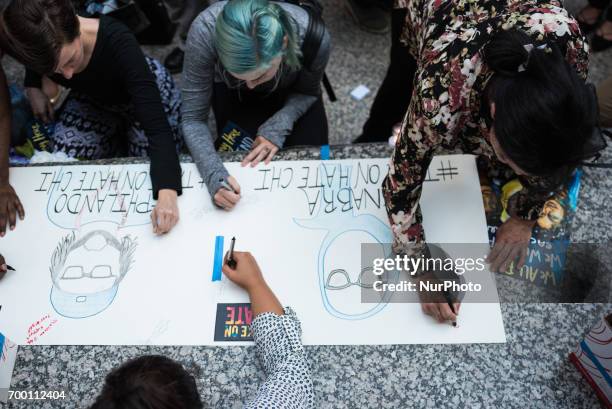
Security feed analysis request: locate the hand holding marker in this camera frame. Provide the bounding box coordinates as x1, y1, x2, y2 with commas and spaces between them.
214, 177, 241, 210
418, 244, 462, 326
227, 237, 237, 269
221, 244, 284, 317
0, 253, 15, 280
220, 179, 237, 195
443, 289, 458, 327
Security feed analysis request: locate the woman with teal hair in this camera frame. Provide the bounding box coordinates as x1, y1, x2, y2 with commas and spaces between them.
182, 0, 330, 210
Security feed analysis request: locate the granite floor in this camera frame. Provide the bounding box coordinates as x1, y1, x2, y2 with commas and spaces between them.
2, 0, 612, 408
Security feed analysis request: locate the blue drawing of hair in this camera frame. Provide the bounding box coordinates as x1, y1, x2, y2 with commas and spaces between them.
294, 163, 396, 320
214, 0, 301, 74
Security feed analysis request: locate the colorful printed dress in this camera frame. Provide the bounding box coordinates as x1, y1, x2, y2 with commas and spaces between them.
383, 0, 589, 251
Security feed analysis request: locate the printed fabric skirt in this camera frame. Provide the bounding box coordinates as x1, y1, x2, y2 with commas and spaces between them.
51, 57, 183, 159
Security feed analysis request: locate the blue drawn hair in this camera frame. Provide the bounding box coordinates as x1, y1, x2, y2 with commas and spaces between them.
214, 0, 301, 74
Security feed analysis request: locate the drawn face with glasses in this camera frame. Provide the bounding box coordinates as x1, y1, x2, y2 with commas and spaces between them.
319, 230, 394, 319
294, 163, 397, 320
50, 230, 137, 318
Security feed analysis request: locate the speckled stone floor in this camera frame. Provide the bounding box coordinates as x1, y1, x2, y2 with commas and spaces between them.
2, 0, 612, 408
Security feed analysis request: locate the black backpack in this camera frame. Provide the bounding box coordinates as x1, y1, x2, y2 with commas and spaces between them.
286, 0, 337, 102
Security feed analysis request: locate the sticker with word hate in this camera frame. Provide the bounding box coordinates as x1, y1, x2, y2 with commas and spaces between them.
214, 303, 253, 342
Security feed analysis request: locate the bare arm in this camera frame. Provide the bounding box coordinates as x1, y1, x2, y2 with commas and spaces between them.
222, 251, 314, 408
222, 251, 283, 316
0, 66, 24, 236
246, 280, 284, 317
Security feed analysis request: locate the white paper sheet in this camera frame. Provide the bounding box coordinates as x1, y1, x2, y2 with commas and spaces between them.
0, 155, 505, 345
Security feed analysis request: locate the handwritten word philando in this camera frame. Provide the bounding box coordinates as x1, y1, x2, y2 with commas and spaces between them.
35, 168, 204, 217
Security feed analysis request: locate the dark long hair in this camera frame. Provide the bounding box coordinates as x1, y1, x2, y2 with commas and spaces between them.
0, 0, 80, 75
89, 355, 204, 409
483, 28, 597, 177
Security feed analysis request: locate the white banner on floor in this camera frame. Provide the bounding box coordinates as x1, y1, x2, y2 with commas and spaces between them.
0, 155, 505, 345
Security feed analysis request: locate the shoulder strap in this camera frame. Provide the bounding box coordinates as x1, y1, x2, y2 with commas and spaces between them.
294, 2, 337, 101
301, 8, 325, 71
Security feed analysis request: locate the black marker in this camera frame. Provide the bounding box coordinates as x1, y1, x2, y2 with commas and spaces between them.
219, 179, 238, 195
227, 237, 237, 269
443, 289, 457, 327
6, 265, 15, 271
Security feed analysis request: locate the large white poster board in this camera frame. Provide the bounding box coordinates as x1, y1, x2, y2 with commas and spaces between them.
0, 155, 505, 345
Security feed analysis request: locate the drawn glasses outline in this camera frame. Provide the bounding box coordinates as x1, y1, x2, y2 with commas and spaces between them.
61, 265, 117, 280
325, 267, 389, 290
294, 162, 396, 320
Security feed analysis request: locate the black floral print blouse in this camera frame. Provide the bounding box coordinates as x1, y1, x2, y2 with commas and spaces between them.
384, 0, 589, 250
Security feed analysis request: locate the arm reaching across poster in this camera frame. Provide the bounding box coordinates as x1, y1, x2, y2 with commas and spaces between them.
222, 251, 315, 408
90, 251, 315, 408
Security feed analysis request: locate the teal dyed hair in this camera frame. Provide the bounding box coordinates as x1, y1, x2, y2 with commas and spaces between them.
215, 0, 301, 74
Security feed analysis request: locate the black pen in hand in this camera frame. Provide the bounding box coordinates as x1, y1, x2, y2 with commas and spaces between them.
226, 237, 237, 269
443, 289, 457, 327
0, 254, 14, 280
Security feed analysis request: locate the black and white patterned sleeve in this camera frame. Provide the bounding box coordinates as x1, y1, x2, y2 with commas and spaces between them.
244, 307, 315, 409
